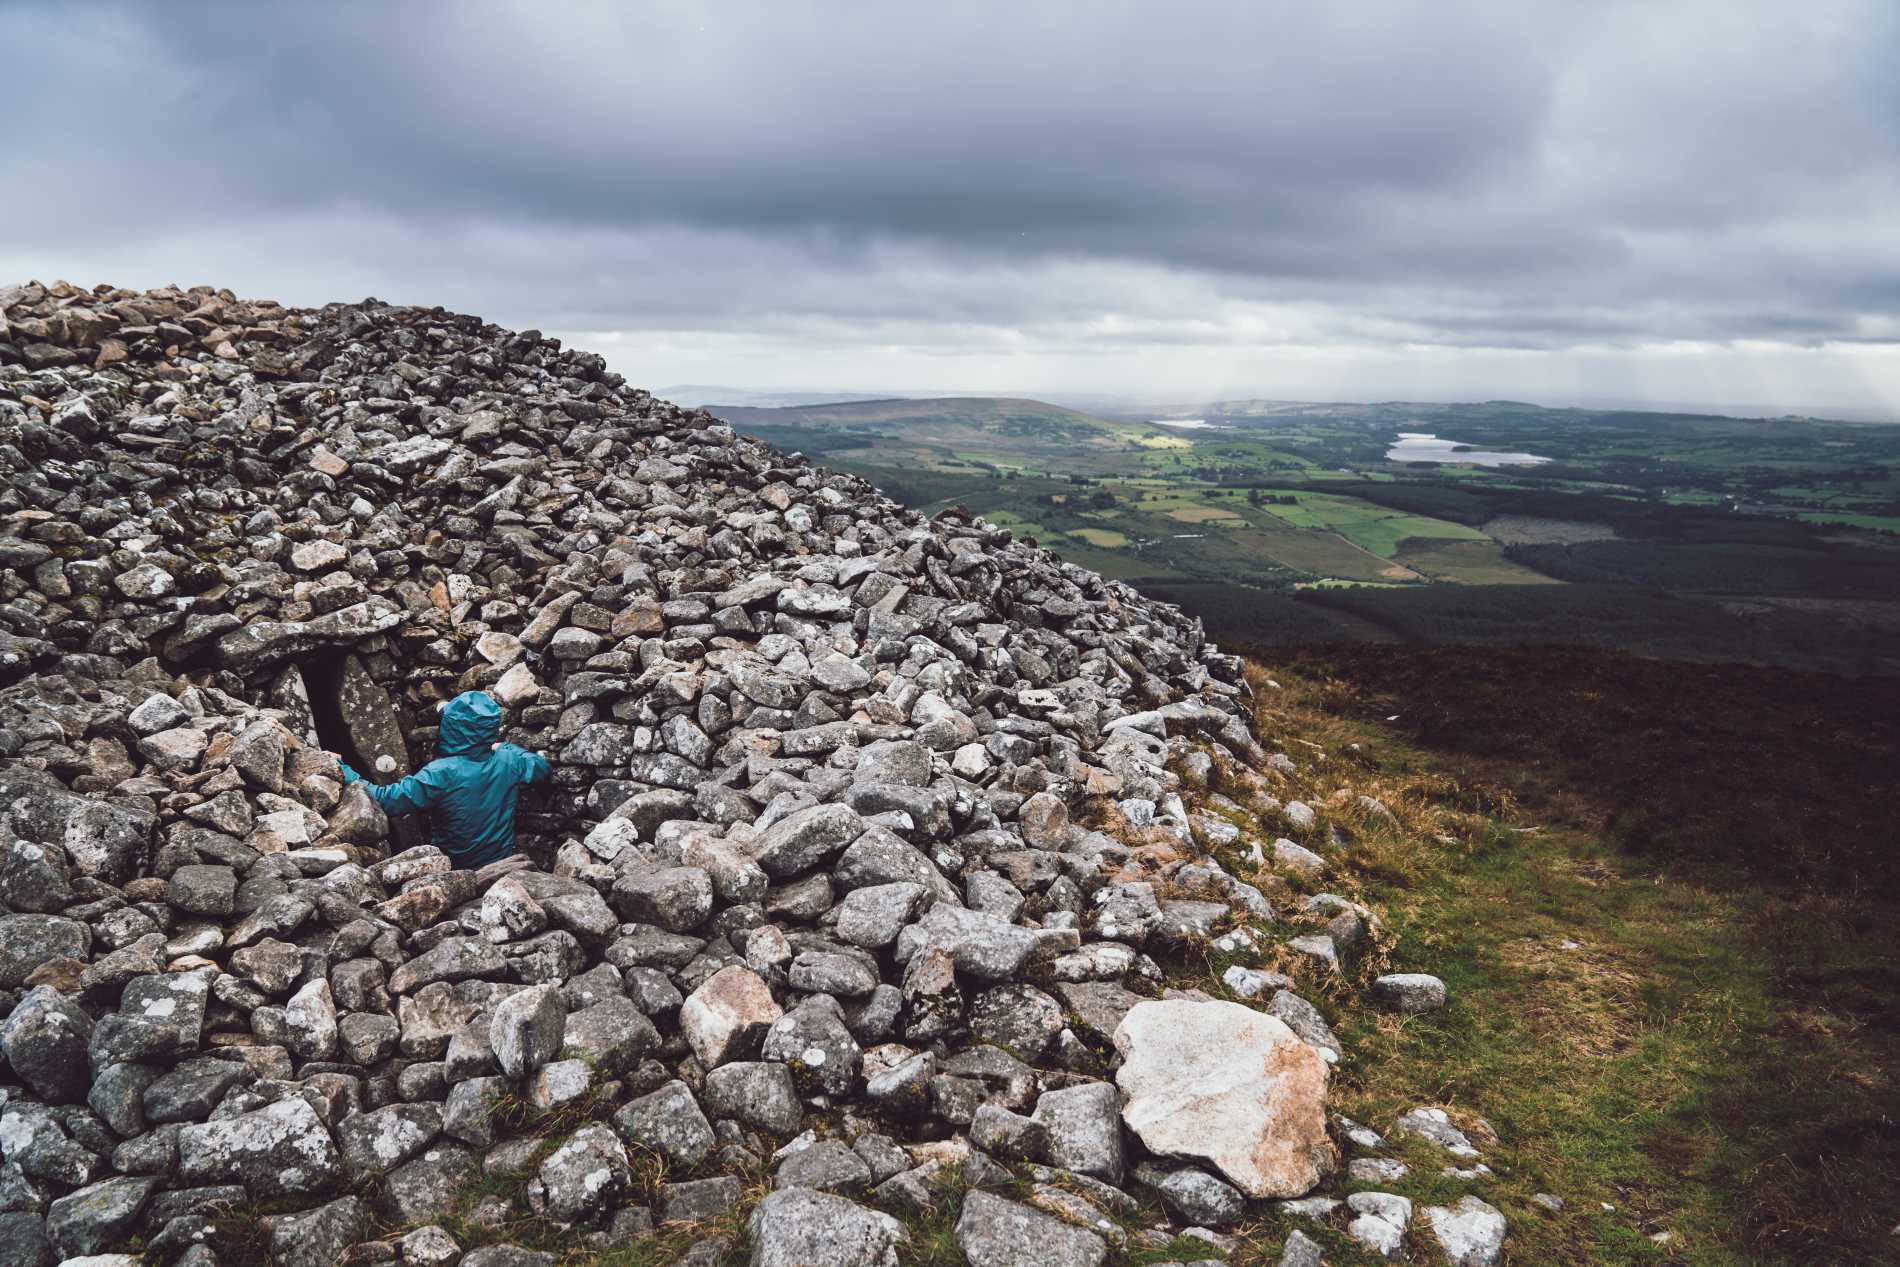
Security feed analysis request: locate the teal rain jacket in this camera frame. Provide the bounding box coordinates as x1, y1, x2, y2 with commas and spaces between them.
340, 690, 550, 869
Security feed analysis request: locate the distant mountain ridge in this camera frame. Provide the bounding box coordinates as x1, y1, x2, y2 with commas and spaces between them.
657, 384, 909, 409
707, 395, 1118, 434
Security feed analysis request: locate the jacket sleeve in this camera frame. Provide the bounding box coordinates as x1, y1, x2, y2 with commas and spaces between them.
501, 743, 552, 787
353, 763, 446, 817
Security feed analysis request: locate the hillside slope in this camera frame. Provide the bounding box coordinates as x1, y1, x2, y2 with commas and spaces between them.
0, 281, 1479, 1267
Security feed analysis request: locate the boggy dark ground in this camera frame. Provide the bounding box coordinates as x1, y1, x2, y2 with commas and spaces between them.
1265, 643, 1900, 899
1255, 641, 1900, 1264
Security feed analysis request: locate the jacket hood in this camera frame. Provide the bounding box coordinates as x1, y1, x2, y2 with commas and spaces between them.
439, 691, 500, 757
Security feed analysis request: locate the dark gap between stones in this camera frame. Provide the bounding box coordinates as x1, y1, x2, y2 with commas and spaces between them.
299, 651, 367, 774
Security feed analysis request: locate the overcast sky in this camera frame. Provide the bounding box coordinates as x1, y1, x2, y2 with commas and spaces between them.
4, 1, 1896, 415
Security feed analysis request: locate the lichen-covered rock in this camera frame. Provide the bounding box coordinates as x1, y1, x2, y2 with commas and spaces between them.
176, 1098, 341, 1197
1031, 1082, 1124, 1185
1, 987, 94, 1103
269, 1196, 369, 1267
489, 984, 567, 1078
535, 1123, 631, 1223
381, 1143, 479, 1224
1347, 1191, 1412, 1259
613, 1080, 715, 1169
1132, 1161, 1246, 1227
748, 1187, 905, 1267
336, 1103, 443, 1182
703, 1061, 802, 1135
0, 916, 90, 988
45, 1176, 157, 1258
954, 1190, 1106, 1267
1425, 1195, 1508, 1266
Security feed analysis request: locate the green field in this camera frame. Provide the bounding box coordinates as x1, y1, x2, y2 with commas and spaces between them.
1393, 537, 1561, 584
1253, 489, 1489, 557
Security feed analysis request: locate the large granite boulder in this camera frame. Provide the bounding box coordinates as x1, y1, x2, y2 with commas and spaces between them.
1113, 998, 1334, 1199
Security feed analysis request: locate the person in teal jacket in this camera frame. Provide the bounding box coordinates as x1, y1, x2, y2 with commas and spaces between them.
337, 690, 551, 869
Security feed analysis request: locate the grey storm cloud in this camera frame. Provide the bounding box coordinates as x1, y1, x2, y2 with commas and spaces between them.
3, 0, 1897, 405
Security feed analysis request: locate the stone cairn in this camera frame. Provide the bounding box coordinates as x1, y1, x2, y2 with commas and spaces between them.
0, 281, 1503, 1267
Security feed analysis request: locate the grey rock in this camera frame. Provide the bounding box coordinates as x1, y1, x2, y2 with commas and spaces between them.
1340, 1147, 1407, 1180
1031, 1081, 1124, 1185
702, 1061, 802, 1135
536, 1122, 630, 1223
964, 871, 1025, 922
969, 1103, 1049, 1161
0, 1212, 54, 1267
969, 983, 1064, 1062
752, 803, 864, 878
1425, 1195, 1507, 1267
0, 916, 90, 987
381, 1143, 479, 1224
0, 840, 73, 913
88, 1062, 161, 1136
613, 1080, 714, 1170
283, 978, 339, 1061
336, 1103, 443, 1181
1371, 973, 1448, 1013
834, 881, 928, 949
1133, 1161, 1246, 1227
398, 1225, 462, 1267
177, 1097, 341, 1197
0, 1102, 99, 1185
489, 983, 567, 1078
773, 1138, 873, 1194
761, 995, 861, 1097
443, 1076, 507, 1149
127, 693, 189, 736
165, 865, 238, 917
528, 1057, 594, 1110
138, 727, 209, 773
1392, 1107, 1481, 1158
788, 950, 878, 998
142, 1059, 250, 1125
833, 830, 948, 895
954, 1189, 1106, 1267
1268, 989, 1342, 1064
388, 937, 506, 995
269, 1195, 368, 1267
1346, 1191, 1412, 1259
45, 1175, 157, 1257
1279, 1228, 1325, 1267
1, 986, 94, 1103
661, 1175, 744, 1222
611, 865, 714, 932
339, 1012, 399, 1065
899, 903, 1040, 980
748, 1186, 905, 1266
562, 996, 658, 1075
862, 1051, 934, 1114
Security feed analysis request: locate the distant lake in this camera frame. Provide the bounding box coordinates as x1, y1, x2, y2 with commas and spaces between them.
1386, 431, 1550, 466
1147, 418, 1224, 430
